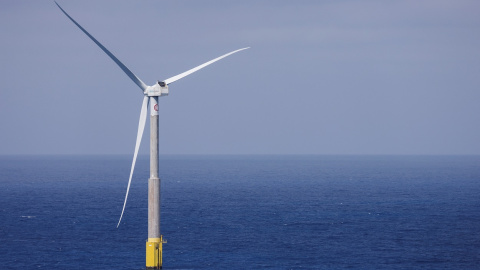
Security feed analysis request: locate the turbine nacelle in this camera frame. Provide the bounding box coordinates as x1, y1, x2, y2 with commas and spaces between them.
145, 81, 168, 97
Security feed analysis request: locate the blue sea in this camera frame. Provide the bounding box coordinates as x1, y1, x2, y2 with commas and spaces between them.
0, 155, 479, 269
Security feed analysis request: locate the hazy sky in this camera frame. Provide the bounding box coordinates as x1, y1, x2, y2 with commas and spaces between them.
1, 0, 479, 155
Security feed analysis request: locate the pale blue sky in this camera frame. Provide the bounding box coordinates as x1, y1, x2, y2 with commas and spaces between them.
1, 0, 480, 155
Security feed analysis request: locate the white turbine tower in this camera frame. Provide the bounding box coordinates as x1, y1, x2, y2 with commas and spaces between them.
55, 2, 248, 269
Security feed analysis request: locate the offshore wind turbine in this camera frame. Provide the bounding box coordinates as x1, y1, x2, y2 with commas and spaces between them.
55, 2, 248, 269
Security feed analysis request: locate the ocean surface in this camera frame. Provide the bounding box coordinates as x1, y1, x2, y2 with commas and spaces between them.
0, 155, 479, 269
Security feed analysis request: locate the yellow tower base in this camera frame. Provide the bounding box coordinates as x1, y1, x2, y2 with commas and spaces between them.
146, 236, 164, 269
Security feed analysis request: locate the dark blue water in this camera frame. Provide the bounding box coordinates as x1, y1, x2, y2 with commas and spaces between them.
0, 155, 479, 269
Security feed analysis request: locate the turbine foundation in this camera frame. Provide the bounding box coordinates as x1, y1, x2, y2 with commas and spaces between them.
146, 235, 163, 269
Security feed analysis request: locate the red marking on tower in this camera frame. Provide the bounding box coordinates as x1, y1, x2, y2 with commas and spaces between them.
154, 104, 158, 111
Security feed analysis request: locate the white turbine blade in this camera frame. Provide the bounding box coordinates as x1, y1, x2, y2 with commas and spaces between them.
117, 95, 149, 228
55, 1, 148, 91
163, 47, 250, 85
